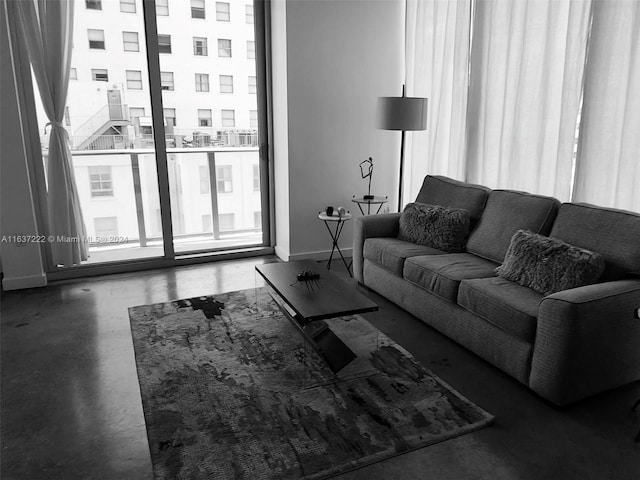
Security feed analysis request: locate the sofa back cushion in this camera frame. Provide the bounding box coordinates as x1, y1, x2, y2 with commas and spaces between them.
466, 190, 560, 263
414, 175, 491, 226
549, 203, 640, 281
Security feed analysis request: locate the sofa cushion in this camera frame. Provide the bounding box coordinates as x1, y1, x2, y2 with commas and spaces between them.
363, 238, 445, 276
466, 190, 560, 263
549, 203, 640, 281
403, 253, 499, 302
496, 230, 605, 296
414, 175, 491, 226
398, 203, 470, 253
458, 277, 543, 342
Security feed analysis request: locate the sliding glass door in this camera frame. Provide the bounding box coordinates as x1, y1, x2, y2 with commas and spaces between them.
27, 0, 269, 268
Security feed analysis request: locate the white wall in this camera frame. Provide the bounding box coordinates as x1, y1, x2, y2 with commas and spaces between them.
0, 4, 47, 290
273, 0, 404, 260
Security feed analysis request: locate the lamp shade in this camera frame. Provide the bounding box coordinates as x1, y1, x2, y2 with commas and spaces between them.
376, 96, 428, 131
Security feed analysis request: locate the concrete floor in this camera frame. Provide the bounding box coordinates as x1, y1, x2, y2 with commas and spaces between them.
1, 256, 639, 480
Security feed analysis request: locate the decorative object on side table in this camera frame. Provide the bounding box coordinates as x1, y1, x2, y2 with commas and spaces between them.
352, 195, 388, 215
359, 157, 375, 200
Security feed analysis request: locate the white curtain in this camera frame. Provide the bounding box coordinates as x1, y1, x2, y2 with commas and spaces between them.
465, 0, 591, 201
15, 0, 88, 266
404, 0, 472, 203
572, 0, 640, 211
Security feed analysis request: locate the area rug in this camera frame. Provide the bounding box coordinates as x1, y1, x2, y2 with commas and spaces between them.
129, 287, 493, 480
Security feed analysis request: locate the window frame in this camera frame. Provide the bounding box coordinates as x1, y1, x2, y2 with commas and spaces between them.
160, 71, 174, 91
89, 166, 114, 198
195, 73, 210, 92
221, 109, 235, 127
219, 75, 234, 94
85, 0, 102, 10
191, 0, 206, 19
216, 2, 230, 22
88, 29, 105, 50
119, 0, 136, 13
156, 0, 169, 15
193, 37, 208, 56
91, 68, 109, 82
218, 38, 232, 58
125, 70, 143, 90
198, 109, 212, 127
157, 34, 172, 54
122, 31, 140, 52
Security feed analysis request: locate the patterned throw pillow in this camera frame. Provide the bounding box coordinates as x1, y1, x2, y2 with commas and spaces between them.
398, 203, 471, 253
496, 230, 605, 296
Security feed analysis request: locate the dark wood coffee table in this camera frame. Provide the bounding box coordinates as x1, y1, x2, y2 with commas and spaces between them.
255, 261, 378, 374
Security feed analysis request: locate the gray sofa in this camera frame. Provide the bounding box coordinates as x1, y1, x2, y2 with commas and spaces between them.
353, 175, 640, 405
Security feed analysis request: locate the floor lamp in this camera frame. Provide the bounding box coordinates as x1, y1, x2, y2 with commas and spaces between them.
377, 86, 427, 212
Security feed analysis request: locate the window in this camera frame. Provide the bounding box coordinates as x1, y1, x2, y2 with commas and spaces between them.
86, 0, 102, 10
247, 41, 255, 59
163, 108, 176, 127
248, 76, 256, 94
199, 166, 210, 194
191, 0, 205, 19
246, 4, 254, 23
218, 213, 235, 231
253, 164, 260, 191
221, 109, 235, 127
89, 166, 113, 197
193, 37, 208, 56
250, 110, 258, 129
219, 75, 233, 93
254, 211, 262, 228
195, 73, 209, 92
216, 2, 230, 21
198, 109, 212, 127
160, 71, 174, 90
94, 217, 119, 239
91, 69, 109, 82
129, 107, 145, 122
64, 107, 71, 126
120, 0, 136, 13
158, 34, 172, 54
126, 70, 143, 90
156, 0, 169, 15
218, 39, 232, 57
122, 31, 139, 52
70, 68, 78, 80
217, 166, 233, 193
88, 29, 105, 49
202, 214, 212, 232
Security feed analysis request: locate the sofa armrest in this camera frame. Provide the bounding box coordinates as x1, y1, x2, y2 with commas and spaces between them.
352, 213, 401, 283
530, 280, 640, 405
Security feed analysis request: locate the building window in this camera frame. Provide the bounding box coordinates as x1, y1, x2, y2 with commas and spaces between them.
70, 68, 78, 80
64, 107, 71, 126
202, 214, 212, 232
91, 68, 109, 82
94, 217, 119, 239
160, 71, 174, 90
129, 107, 145, 122
86, 0, 102, 10
163, 108, 176, 127
198, 109, 212, 127
246, 4, 254, 23
126, 70, 143, 90
247, 40, 255, 59
221, 109, 235, 127
219, 213, 235, 231
120, 0, 136, 13
219, 75, 233, 93
248, 76, 256, 94
122, 31, 139, 52
193, 37, 208, 56
156, 0, 169, 15
253, 164, 260, 191
88, 29, 105, 49
195, 73, 210, 92
218, 39, 232, 57
158, 34, 172, 54
216, 2, 230, 21
89, 166, 113, 197
217, 166, 233, 193
199, 165, 210, 194
250, 110, 258, 129
254, 211, 262, 228
191, 0, 205, 19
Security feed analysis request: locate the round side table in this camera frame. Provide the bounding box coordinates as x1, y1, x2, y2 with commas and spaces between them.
352, 195, 388, 215
318, 211, 352, 276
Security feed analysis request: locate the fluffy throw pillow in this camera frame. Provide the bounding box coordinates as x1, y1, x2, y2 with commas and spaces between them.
398, 203, 471, 253
496, 230, 605, 296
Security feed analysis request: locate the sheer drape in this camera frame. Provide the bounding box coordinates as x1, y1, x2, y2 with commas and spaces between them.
15, 0, 87, 266
465, 0, 591, 200
572, 0, 640, 211
404, 0, 472, 203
